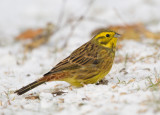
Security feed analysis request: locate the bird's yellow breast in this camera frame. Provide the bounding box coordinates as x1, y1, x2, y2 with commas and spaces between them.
62, 49, 115, 87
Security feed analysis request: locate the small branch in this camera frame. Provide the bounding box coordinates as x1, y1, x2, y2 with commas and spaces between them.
124, 53, 128, 68
56, 0, 67, 30
60, 0, 95, 50
136, 52, 158, 62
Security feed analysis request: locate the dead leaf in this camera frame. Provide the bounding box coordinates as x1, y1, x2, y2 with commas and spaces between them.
52, 91, 67, 97
58, 98, 64, 103
25, 95, 40, 100
82, 96, 90, 101
137, 109, 148, 113
112, 85, 117, 89
54, 84, 64, 88
96, 79, 108, 85
25, 23, 54, 52
16, 23, 54, 52
16, 29, 43, 40
68, 86, 73, 91
0, 100, 2, 106
128, 78, 135, 84
120, 92, 127, 95
119, 68, 128, 75
119, 68, 126, 73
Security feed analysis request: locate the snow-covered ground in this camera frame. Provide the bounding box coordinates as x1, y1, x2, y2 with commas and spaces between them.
0, 0, 160, 115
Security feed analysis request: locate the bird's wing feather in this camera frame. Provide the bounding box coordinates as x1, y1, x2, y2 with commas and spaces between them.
44, 42, 100, 76
70, 42, 100, 65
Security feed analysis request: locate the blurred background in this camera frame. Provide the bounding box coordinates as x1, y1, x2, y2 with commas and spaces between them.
1, 0, 160, 44
0, 0, 160, 115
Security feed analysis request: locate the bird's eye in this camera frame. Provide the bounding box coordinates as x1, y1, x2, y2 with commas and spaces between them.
106, 34, 110, 37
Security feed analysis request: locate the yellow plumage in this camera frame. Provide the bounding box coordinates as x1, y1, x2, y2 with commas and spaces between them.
15, 30, 120, 95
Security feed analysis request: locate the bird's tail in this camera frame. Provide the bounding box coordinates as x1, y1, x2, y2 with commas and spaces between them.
14, 80, 45, 95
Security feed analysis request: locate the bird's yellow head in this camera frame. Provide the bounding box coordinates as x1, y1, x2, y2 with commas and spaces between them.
92, 31, 120, 50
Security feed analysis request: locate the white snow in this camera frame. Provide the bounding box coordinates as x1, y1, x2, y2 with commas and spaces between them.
0, 0, 160, 115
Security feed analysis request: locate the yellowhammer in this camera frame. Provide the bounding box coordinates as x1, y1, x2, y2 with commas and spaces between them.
15, 30, 120, 95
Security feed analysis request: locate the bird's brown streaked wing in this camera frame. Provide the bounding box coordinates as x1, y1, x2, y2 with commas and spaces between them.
44, 56, 80, 76
44, 42, 100, 76
69, 42, 101, 66
70, 42, 98, 58
69, 42, 108, 80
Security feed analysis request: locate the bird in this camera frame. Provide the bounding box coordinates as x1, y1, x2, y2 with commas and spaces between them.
15, 30, 120, 95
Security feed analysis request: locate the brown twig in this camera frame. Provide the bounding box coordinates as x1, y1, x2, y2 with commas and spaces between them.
136, 52, 158, 62
56, 0, 67, 30
60, 0, 95, 50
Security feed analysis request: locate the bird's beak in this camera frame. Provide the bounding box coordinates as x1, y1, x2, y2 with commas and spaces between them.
114, 33, 121, 38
